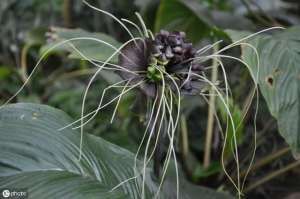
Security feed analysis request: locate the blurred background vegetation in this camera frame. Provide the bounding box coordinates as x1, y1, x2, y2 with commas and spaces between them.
1, 0, 300, 198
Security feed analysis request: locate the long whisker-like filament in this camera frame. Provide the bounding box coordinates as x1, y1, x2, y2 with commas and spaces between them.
67, 42, 141, 76
1, 36, 135, 109
3, 9, 277, 198
83, 0, 139, 47
197, 54, 255, 81
195, 41, 260, 146
226, 42, 260, 130
121, 18, 144, 38
73, 80, 144, 130
135, 12, 149, 38
146, 90, 172, 164
205, 58, 231, 160
134, 93, 159, 168
186, 71, 240, 194
132, 92, 162, 198
196, 40, 223, 55
99, 83, 161, 196
222, 43, 259, 192
201, 95, 225, 140
154, 88, 175, 199
75, 79, 130, 128
191, 72, 242, 197
147, 30, 155, 40
78, 36, 150, 161
58, 81, 141, 131
241, 89, 259, 192
180, 64, 193, 89
216, 27, 284, 55
152, 66, 181, 199
110, 80, 132, 123
141, 72, 166, 199
109, 176, 139, 193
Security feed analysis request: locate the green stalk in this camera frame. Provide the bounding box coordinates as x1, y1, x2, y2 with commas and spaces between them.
240, 147, 290, 178
244, 159, 300, 192
203, 44, 219, 168
63, 0, 73, 28
20, 45, 30, 83
180, 115, 189, 160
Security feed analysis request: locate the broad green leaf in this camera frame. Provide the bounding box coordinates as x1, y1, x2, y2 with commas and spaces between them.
155, 0, 252, 43
226, 26, 300, 157
1, 171, 126, 199
164, 161, 234, 199
0, 103, 234, 198
41, 27, 121, 63
155, 0, 211, 43
0, 103, 155, 199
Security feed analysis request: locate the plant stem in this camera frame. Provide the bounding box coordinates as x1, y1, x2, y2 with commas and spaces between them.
63, 0, 73, 28
203, 44, 219, 168
20, 45, 30, 83
244, 159, 300, 192
154, 86, 162, 178
240, 147, 290, 178
180, 115, 189, 160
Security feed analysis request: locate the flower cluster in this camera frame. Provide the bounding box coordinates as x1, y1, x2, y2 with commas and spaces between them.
151, 30, 194, 68
118, 30, 205, 97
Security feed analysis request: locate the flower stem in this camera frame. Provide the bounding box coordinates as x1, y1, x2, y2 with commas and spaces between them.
63, 0, 74, 28
244, 159, 300, 193
203, 44, 219, 168
240, 147, 290, 178
154, 86, 162, 178
20, 45, 30, 83
180, 114, 189, 160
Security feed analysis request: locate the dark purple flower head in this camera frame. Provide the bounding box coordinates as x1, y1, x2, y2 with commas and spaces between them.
118, 30, 205, 97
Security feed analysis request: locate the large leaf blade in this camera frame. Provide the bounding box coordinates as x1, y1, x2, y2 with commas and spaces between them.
0, 103, 153, 198
155, 0, 211, 43
227, 26, 300, 157
155, 0, 252, 43
42, 28, 121, 63
0, 171, 126, 199
0, 103, 234, 198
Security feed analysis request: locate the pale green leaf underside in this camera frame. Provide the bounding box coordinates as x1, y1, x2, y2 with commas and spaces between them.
0, 103, 154, 199
0, 103, 234, 199
41, 28, 121, 63
1, 171, 126, 199
227, 26, 300, 157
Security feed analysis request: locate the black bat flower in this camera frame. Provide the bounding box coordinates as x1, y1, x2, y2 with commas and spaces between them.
118, 30, 205, 97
